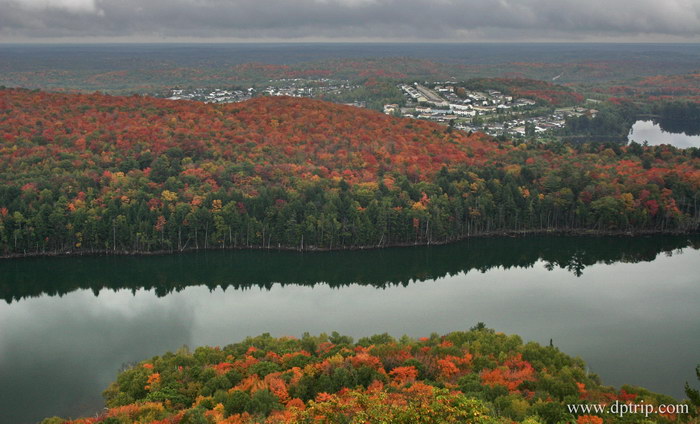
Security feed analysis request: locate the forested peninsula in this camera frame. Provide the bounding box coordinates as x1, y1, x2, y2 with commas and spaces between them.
1, 88, 699, 256
40, 328, 698, 424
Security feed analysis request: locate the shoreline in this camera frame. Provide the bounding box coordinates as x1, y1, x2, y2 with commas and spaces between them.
1, 227, 696, 260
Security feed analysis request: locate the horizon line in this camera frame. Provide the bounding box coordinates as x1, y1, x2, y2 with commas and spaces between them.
2, 39, 700, 46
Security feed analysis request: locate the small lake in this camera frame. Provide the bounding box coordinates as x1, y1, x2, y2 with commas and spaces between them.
1, 235, 699, 424
628, 120, 700, 148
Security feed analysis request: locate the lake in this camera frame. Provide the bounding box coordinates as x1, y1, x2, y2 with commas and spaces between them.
628, 120, 700, 148
1, 235, 699, 424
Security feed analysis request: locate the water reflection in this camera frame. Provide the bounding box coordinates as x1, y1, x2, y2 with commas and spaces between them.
628, 120, 700, 148
0, 290, 195, 423
1, 235, 697, 304
0, 235, 698, 423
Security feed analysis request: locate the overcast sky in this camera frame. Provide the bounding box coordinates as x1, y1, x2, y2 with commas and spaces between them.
1, 0, 699, 43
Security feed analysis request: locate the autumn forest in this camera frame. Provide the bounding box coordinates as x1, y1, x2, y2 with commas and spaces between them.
38, 328, 697, 424
1, 88, 699, 256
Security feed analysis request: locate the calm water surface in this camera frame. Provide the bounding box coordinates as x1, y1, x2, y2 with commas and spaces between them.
0, 235, 699, 424
628, 120, 700, 148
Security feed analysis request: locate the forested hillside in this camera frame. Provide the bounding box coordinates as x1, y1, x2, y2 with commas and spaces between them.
40, 328, 694, 424
0, 88, 699, 255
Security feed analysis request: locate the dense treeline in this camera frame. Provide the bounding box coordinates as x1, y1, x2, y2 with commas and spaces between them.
40, 327, 695, 424
558, 101, 640, 140
1, 88, 699, 256
653, 101, 700, 136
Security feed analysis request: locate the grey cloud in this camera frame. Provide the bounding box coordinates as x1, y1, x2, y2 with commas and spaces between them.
0, 0, 699, 41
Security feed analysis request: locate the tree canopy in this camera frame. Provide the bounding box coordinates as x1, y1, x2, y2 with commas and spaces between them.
1, 88, 698, 256
40, 328, 694, 424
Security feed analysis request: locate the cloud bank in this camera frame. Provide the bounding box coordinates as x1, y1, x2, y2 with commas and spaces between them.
1, 0, 699, 42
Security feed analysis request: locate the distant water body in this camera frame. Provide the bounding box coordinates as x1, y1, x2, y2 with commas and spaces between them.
628, 120, 700, 148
